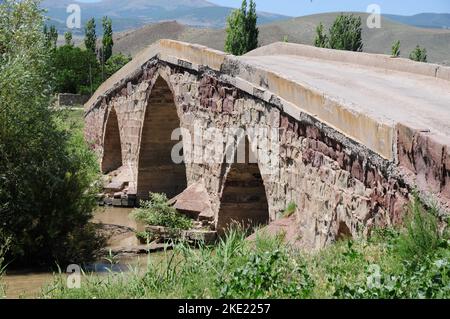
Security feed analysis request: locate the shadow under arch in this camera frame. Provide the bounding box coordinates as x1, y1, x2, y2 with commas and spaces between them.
102, 107, 123, 174
136, 76, 187, 201
216, 135, 270, 234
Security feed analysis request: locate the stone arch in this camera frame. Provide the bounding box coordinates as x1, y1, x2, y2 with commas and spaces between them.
136, 76, 187, 200
102, 107, 123, 174
216, 135, 270, 234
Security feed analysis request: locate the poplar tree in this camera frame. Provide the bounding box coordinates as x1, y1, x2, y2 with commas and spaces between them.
224, 0, 259, 56
102, 16, 113, 62
84, 18, 97, 54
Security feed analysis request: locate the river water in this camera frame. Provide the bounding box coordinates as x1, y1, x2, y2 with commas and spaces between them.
1, 207, 157, 299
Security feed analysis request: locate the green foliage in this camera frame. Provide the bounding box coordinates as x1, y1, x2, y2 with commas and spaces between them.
132, 193, 193, 230
395, 196, 441, 265
64, 31, 73, 46
315, 14, 363, 52
0, 0, 103, 266
101, 16, 114, 63
224, 0, 259, 56
42, 197, 449, 299
409, 45, 427, 62
283, 202, 297, 217
246, 0, 258, 53
43, 24, 58, 51
84, 18, 97, 54
314, 22, 328, 48
219, 243, 314, 298
51, 45, 101, 94
43, 229, 314, 299
283, 35, 289, 43
105, 53, 131, 78
391, 40, 401, 57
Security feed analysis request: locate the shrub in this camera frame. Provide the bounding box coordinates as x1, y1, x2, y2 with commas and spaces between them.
105, 53, 131, 78
391, 40, 401, 57
219, 248, 314, 299
395, 196, 440, 265
328, 14, 363, 51
0, 0, 103, 266
314, 23, 328, 48
283, 202, 297, 218
409, 45, 427, 62
132, 193, 193, 230
314, 14, 363, 52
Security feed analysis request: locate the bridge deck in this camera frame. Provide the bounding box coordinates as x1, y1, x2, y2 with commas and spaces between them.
240, 54, 450, 144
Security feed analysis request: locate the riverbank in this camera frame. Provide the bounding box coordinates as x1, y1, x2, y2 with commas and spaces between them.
1, 207, 162, 299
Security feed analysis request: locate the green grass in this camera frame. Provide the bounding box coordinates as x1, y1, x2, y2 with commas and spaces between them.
40, 196, 449, 299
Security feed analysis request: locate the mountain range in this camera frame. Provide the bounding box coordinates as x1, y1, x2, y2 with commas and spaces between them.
110, 13, 450, 65
41, 0, 289, 32
41, 0, 450, 32
385, 13, 450, 30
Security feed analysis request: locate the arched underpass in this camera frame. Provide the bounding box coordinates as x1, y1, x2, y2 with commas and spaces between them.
216, 137, 270, 234
136, 76, 187, 201
102, 107, 122, 174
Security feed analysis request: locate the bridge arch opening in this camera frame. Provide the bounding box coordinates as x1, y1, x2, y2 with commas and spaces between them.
217, 136, 270, 234
102, 107, 123, 174
137, 76, 187, 201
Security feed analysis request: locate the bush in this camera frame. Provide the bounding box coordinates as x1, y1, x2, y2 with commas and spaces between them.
409, 45, 427, 62
132, 193, 193, 230
283, 202, 297, 218
105, 53, 131, 78
315, 14, 363, 52
219, 246, 313, 298
0, 0, 103, 266
395, 196, 441, 265
314, 23, 328, 48
391, 40, 401, 57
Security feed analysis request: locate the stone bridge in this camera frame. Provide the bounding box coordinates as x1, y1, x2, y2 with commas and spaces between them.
84, 40, 450, 249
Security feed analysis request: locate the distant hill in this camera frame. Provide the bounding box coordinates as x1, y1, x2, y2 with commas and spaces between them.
385, 13, 450, 30
112, 13, 450, 65
41, 0, 289, 33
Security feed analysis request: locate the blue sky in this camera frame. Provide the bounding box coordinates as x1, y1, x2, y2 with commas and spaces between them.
77, 0, 450, 16
210, 0, 450, 16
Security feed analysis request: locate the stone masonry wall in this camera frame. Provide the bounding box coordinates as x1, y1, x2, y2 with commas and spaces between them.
85, 59, 413, 250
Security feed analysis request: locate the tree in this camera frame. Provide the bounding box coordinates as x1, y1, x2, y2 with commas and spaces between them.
315, 14, 363, 52
314, 23, 328, 48
328, 14, 363, 52
105, 53, 131, 78
64, 31, 73, 46
409, 45, 427, 62
224, 0, 259, 56
102, 16, 113, 63
44, 24, 58, 50
246, 0, 258, 53
51, 45, 101, 94
391, 40, 401, 57
84, 18, 97, 54
0, 0, 103, 266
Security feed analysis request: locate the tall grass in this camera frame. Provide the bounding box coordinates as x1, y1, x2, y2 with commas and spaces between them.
42, 198, 449, 299
395, 196, 441, 265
